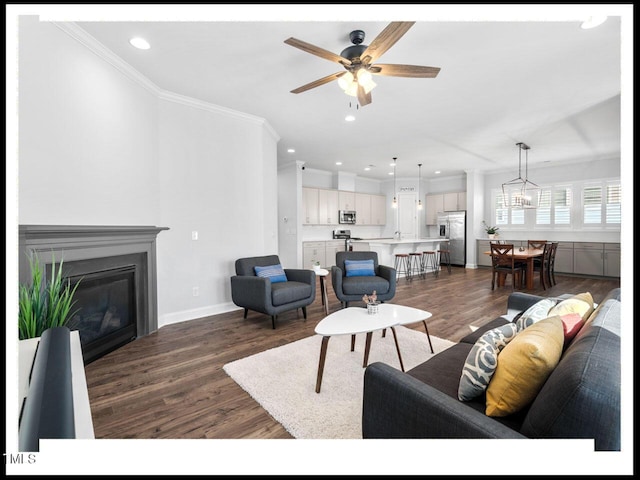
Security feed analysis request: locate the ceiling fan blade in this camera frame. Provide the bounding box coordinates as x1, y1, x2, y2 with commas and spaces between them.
357, 84, 372, 107
359, 21, 415, 64
370, 64, 441, 78
290, 71, 347, 94
284, 37, 352, 66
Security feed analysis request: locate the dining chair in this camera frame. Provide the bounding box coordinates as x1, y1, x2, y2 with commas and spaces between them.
532, 242, 553, 290
547, 242, 559, 286
490, 243, 525, 291
528, 240, 547, 250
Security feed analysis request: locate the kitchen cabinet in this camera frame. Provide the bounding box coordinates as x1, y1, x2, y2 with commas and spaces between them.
302, 241, 326, 269
370, 194, 387, 225
355, 193, 372, 225
477, 240, 492, 267
303, 187, 338, 225
302, 187, 319, 225
425, 191, 466, 224
573, 242, 604, 276
324, 241, 345, 268
338, 191, 355, 211
604, 243, 621, 277
425, 194, 444, 225
444, 192, 466, 211
554, 242, 574, 274
318, 189, 339, 225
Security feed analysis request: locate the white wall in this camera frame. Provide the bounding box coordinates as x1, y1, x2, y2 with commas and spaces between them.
18, 17, 159, 225
277, 161, 301, 268
18, 17, 279, 328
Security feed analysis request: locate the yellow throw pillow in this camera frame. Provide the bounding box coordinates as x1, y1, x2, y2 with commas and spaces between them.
547, 292, 594, 322
485, 316, 564, 417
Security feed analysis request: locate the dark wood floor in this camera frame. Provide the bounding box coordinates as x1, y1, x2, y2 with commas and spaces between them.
84, 267, 620, 439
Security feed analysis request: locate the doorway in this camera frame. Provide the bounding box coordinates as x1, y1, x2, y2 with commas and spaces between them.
398, 192, 417, 239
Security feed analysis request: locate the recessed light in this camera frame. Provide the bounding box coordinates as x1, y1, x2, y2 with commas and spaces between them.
336, 162, 342, 166
581, 16, 607, 29
435, 171, 441, 174
129, 37, 150, 50
364, 167, 371, 171
287, 148, 295, 153
388, 172, 394, 176
345, 115, 355, 122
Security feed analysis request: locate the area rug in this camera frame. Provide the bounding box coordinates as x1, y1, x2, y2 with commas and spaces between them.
223, 326, 455, 439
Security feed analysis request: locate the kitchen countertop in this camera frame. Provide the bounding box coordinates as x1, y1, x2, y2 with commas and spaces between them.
351, 237, 449, 245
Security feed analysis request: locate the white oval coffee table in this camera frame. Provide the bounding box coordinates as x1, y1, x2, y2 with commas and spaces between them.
313, 303, 433, 393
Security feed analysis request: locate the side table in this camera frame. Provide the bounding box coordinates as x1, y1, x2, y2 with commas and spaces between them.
313, 268, 330, 315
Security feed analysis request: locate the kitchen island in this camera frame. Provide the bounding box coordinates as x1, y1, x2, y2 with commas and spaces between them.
350, 237, 450, 275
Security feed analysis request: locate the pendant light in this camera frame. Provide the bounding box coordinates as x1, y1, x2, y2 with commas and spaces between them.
501, 142, 540, 209
391, 157, 398, 208
417, 163, 423, 210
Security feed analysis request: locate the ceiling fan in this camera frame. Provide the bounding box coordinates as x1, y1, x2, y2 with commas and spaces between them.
284, 21, 440, 107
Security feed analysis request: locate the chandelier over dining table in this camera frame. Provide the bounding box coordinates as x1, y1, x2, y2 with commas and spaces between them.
501, 142, 540, 209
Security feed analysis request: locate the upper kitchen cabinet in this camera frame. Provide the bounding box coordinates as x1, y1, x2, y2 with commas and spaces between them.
303, 187, 338, 225
355, 193, 387, 226
338, 191, 355, 211
370, 194, 387, 225
425, 194, 444, 225
355, 193, 371, 225
318, 189, 339, 225
302, 187, 319, 225
444, 191, 466, 211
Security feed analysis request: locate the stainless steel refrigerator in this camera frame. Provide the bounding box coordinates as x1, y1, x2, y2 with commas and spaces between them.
437, 211, 466, 267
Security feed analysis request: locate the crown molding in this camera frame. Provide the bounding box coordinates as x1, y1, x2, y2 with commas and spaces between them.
53, 21, 279, 139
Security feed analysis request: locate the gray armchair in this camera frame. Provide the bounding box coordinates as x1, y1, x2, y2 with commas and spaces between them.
331, 251, 396, 308
231, 255, 316, 329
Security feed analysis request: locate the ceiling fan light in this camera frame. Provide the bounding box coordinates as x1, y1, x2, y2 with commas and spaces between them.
344, 82, 358, 97
357, 69, 377, 93
337, 71, 354, 90
362, 78, 377, 94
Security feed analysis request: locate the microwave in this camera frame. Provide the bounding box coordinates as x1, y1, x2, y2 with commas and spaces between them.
339, 210, 356, 224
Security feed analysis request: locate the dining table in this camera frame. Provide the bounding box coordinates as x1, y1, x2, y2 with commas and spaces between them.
484, 247, 544, 290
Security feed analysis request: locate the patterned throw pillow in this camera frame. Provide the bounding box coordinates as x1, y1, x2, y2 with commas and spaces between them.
485, 315, 564, 417
458, 323, 519, 401
344, 259, 375, 277
254, 264, 288, 283
515, 298, 558, 332
547, 292, 594, 322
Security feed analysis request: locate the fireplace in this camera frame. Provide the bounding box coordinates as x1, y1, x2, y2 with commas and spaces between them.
18, 225, 168, 364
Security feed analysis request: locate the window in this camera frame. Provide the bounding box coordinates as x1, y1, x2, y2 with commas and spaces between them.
494, 187, 525, 226
536, 186, 572, 225
491, 179, 619, 232
583, 181, 621, 226
606, 183, 621, 224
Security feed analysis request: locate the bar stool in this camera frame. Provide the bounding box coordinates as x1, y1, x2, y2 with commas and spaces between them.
422, 251, 439, 278
394, 253, 411, 281
408, 252, 424, 279
439, 248, 452, 274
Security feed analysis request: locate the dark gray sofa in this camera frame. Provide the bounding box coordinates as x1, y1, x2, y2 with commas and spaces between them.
362, 288, 621, 451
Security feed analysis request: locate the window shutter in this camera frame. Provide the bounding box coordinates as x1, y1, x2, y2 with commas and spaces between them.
583, 186, 602, 224
606, 184, 621, 224
554, 187, 571, 225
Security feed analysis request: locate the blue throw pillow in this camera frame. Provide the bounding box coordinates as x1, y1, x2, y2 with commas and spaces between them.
345, 259, 375, 277
254, 264, 288, 283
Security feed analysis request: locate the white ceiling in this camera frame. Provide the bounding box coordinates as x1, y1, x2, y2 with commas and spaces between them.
62, 5, 625, 181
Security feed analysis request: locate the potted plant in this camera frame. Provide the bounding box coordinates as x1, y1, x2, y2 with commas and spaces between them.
18, 252, 82, 340
482, 221, 500, 240
311, 260, 321, 272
